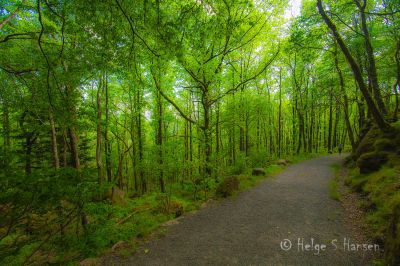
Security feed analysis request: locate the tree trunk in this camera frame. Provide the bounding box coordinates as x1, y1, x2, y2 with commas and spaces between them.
49, 110, 60, 169
202, 88, 212, 177
393, 39, 400, 120
317, 0, 390, 132
2, 102, 10, 168
356, 0, 387, 115
278, 68, 282, 157
156, 89, 165, 193
334, 48, 356, 151
137, 88, 146, 193
104, 75, 112, 181
328, 87, 333, 152
96, 78, 103, 184
68, 127, 80, 169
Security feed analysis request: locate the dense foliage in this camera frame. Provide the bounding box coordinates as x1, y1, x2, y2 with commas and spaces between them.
0, 0, 399, 264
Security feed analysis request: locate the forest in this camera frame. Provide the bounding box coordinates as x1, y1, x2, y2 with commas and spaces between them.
0, 0, 399, 265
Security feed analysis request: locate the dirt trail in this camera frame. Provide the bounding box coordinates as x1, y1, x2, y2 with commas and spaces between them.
104, 155, 373, 266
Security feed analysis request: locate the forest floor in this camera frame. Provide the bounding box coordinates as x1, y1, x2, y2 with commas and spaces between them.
101, 155, 377, 266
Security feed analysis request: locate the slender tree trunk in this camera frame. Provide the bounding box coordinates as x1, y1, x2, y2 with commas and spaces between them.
202, 88, 212, 177
2, 102, 10, 168
62, 132, 68, 167
68, 127, 80, 169
137, 88, 146, 193
25, 133, 36, 174
393, 39, 400, 120
356, 0, 387, 115
328, 87, 333, 152
156, 89, 165, 193
334, 48, 356, 151
104, 75, 112, 181
278, 68, 282, 158
216, 102, 220, 154
317, 0, 390, 132
49, 110, 60, 169
96, 79, 103, 184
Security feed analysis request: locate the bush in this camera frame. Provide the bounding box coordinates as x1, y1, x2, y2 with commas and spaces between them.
215, 176, 240, 198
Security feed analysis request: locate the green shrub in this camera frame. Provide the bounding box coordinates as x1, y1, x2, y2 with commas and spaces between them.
215, 176, 240, 198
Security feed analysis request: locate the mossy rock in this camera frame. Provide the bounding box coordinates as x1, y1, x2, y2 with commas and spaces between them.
216, 176, 240, 198
357, 151, 389, 174
355, 126, 382, 160
252, 168, 266, 176
374, 138, 395, 152
384, 204, 400, 265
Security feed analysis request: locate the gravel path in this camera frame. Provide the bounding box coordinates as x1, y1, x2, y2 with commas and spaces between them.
104, 155, 372, 266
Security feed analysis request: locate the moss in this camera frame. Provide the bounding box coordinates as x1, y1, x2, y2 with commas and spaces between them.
384, 196, 400, 265
355, 126, 381, 160
357, 151, 389, 174
345, 165, 400, 265
374, 138, 395, 152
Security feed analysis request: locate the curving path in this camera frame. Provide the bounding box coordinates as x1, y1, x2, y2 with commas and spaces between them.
104, 155, 372, 266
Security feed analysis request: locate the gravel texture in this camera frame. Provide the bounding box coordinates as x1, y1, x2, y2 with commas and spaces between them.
103, 155, 373, 266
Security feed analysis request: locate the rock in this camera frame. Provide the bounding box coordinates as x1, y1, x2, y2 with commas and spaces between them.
252, 168, 266, 176
111, 187, 126, 206
80, 258, 100, 266
374, 138, 395, 152
277, 159, 288, 166
357, 151, 389, 174
354, 126, 381, 160
216, 176, 240, 198
174, 205, 183, 218
111, 241, 130, 252
384, 204, 400, 265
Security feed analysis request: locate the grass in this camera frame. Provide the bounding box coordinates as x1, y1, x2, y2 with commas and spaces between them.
328, 164, 341, 201
328, 179, 340, 201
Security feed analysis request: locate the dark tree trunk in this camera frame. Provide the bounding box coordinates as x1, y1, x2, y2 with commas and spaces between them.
49, 110, 60, 169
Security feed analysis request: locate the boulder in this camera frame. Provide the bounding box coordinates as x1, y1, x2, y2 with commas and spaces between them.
216, 176, 240, 198
374, 138, 395, 152
357, 151, 389, 174
80, 258, 99, 266
252, 168, 266, 176
277, 159, 288, 166
170, 201, 183, 218
355, 126, 381, 160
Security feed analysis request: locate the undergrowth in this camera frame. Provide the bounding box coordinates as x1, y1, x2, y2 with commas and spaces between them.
0, 153, 323, 265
